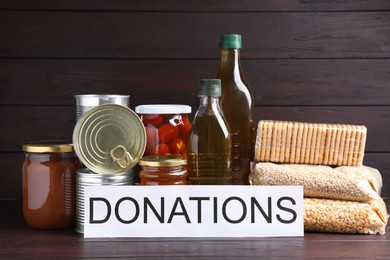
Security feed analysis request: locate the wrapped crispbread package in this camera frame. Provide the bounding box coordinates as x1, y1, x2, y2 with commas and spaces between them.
304, 197, 388, 235
249, 162, 382, 202
254, 120, 367, 166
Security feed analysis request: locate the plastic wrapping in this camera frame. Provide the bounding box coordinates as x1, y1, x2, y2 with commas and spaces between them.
254, 120, 367, 166
304, 197, 388, 235
249, 162, 382, 202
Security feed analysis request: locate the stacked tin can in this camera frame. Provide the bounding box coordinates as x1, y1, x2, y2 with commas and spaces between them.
73, 95, 145, 233
75, 94, 130, 121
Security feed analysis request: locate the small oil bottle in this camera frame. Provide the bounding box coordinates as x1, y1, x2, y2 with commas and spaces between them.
188, 79, 232, 185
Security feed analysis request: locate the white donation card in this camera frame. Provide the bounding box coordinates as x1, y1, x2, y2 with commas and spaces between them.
83, 185, 303, 238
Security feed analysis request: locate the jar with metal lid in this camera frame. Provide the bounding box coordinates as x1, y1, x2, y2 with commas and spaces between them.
135, 105, 192, 158
138, 155, 188, 185
22, 141, 81, 229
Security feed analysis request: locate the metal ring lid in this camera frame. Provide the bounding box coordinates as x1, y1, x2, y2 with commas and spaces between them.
139, 155, 187, 167
73, 104, 146, 174
23, 141, 73, 153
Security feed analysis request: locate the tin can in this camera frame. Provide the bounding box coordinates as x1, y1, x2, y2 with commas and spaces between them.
75, 168, 136, 233
75, 94, 130, 121
135, 104, 191, 158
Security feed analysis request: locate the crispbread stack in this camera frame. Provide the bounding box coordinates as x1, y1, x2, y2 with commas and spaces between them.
255, 120, 367, 166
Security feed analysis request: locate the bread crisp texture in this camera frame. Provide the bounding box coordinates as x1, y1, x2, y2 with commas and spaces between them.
254, 120, 367, 166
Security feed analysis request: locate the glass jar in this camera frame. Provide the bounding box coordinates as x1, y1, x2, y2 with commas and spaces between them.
138, 155, 188, 185
135, 105, 192, 158
22, 141, 81, 229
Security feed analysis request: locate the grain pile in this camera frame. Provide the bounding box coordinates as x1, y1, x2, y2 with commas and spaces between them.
250, 120, 388, 235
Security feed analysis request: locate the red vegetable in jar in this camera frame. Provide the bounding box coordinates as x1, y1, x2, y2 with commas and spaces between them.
135, 105, 192, 158
158, 123, 179, 143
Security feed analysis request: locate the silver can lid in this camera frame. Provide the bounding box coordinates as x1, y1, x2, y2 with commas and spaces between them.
76, 168, 136, 185
75, 94, 130, 107
73, 104, 146, 174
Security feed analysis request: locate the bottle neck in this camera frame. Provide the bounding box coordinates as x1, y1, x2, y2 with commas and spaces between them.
218, 48, 241, 76
200, 96, 220, 107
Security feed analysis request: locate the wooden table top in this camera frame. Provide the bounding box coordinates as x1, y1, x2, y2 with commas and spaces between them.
1, 199, 389, 259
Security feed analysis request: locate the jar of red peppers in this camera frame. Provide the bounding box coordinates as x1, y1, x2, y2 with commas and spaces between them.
135, 105, 192, 158
138, 155, 188, 185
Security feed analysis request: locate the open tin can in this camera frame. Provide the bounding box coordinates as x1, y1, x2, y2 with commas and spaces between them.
72, 104, 146, 233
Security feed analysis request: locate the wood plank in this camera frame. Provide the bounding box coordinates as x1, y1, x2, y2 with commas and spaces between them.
1, 238, 390, 258
0, 106, 389, 152
1, 59, 390, 106
0, 11, 389, 59
1, 0, 390, 11
0, 153, 23, 200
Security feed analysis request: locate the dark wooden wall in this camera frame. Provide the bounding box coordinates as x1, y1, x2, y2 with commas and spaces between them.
1, 1, 389, 199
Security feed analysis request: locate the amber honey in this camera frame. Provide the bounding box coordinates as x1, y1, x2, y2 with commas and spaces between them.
138, 155, 187, 185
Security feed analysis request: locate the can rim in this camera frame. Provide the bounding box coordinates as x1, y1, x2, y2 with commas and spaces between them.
75, 94, 130, 107
135, 104, 191, 114
23, 141, 73, 153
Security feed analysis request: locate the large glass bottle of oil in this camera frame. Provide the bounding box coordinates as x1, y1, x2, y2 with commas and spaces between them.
217, 34, 254, 185
188, 79, 232, 185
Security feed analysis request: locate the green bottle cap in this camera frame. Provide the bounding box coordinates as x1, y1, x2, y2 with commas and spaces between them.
219, 34, 242, 49
198, 79, 221, 97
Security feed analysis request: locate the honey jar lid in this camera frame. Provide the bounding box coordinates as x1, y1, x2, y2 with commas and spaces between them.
139, 155, 187, 167
73, 104, 146, 174
135, 104, 191, 114
23, 141, 73, 153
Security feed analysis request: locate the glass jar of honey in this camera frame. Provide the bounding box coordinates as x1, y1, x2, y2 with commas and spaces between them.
22, 141, 81, 229
135, 105, 191, 158
138, 155, 188, 185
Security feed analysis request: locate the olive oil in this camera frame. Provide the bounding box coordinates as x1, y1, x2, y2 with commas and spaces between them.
188, 79, 232, 185
217, 34, 254, 185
